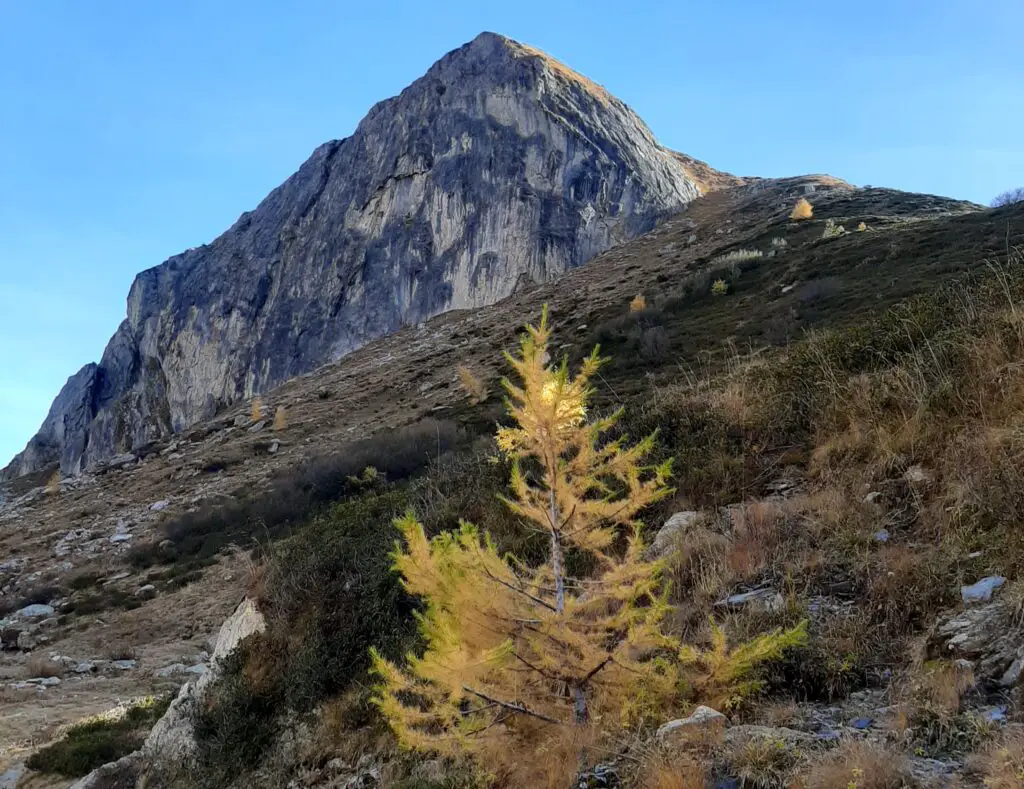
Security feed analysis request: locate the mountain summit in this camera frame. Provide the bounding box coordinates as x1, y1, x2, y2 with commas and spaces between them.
5, 32, 724, 479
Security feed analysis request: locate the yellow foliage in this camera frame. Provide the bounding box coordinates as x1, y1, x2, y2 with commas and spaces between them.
372, 306, 805, 776
790, 198, 813, 221
711, 279, 729, 296
372, 305, 676, 771
272, 406, 288, 431
630, 294, 647, 312
45, 470, 61, 494
457, 365, 489, 405
250, 397, 264, 422
678, 618, 807, 710
856, 221, 868, 232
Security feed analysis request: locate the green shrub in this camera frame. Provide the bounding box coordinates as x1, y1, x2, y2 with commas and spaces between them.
128, 419, 467, 581
26, 696, 171, 777
192, 488, 419, 776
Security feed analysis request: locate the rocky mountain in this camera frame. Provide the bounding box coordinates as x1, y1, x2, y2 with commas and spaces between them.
4, 31, 730, 480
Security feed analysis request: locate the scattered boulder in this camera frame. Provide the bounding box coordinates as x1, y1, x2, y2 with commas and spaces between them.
961, 575, 1005, 604
68, 752, 142, 789
108, 453, 137, 469
903, 465, 932, 484
0, 764, 24, 789
929, 591, 1024, 687
154, 663, 187, 678
647, 511, 700, 559
149, 499, 170, 512
722, 724, 814, 749
716, 587, 783, 612
26, 676, 61, 687
863, 491, 883, 504
873, 529, 890, 543
109, 533, 132, 544
248, 420, 267, 433
112, 659, 137, 670
575, 763, 618, 788
657, 705, 728, 741
136, 584, 157, 599
15, 604, 54, 619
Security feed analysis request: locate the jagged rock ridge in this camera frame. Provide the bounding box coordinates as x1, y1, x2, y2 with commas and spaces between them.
5, 31, 721, 479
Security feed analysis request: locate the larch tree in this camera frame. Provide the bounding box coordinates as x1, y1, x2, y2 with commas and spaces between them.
371, 306, 805, 776
372, 306, 675, 762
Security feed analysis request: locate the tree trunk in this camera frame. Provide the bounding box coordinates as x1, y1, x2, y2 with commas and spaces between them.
572, 685, 588, 724
549, 488, 566, 614
548, 473, 588, 724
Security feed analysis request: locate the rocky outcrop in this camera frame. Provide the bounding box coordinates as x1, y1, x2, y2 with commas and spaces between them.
929, 585, 1024, 687
66, 598, 266, 789
5, 32, 716, 478
144, 598, 265, 764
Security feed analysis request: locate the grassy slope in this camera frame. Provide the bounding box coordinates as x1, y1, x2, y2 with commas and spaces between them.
34, 190, 1024, 787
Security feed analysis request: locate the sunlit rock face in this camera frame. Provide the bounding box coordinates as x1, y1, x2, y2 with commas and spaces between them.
4, 32, 708, 478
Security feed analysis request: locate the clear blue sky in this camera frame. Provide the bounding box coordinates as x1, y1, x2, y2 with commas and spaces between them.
1, 1, 1022, 466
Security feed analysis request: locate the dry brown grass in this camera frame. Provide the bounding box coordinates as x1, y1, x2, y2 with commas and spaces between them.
26, 656, 64, 679
250, 397, 264, 423
457, 365, 489, 405
272, 405, 288, 431
790, 198, 813, 220
637, 757, 707, 789
973, 730, 1024, 788
630, 293, 648, 312
799, 741, 916, 788
726, 499, 788, 579
725, 732, 804, 788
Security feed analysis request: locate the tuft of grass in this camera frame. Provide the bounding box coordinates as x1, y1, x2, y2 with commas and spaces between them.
26, 695, 172, 778
250, 397, 264, 422
975, 731, 1024, 788
106, 644, 138, 662
457, 365, 489, 405
711, 278, 729, 296
713, 249, 763, 266
801, 741, 918, 788
630, 293, 648, 312
724, 732, 804, 789
272, 405, 287, 431
26, 656, 64, 678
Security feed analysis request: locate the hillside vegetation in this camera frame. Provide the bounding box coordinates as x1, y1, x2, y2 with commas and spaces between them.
144, 247, 1024, 788
5, 184, 1024, 788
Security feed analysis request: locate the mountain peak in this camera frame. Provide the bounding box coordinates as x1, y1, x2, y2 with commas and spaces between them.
4, 35, 719, 480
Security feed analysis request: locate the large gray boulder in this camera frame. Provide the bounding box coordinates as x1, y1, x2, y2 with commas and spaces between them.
4, 32, 712, 479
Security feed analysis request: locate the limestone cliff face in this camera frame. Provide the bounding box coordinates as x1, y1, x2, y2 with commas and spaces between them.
5, 32, 712, 478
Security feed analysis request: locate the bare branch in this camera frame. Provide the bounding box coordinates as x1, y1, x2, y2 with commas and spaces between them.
462, 685, 563, 725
